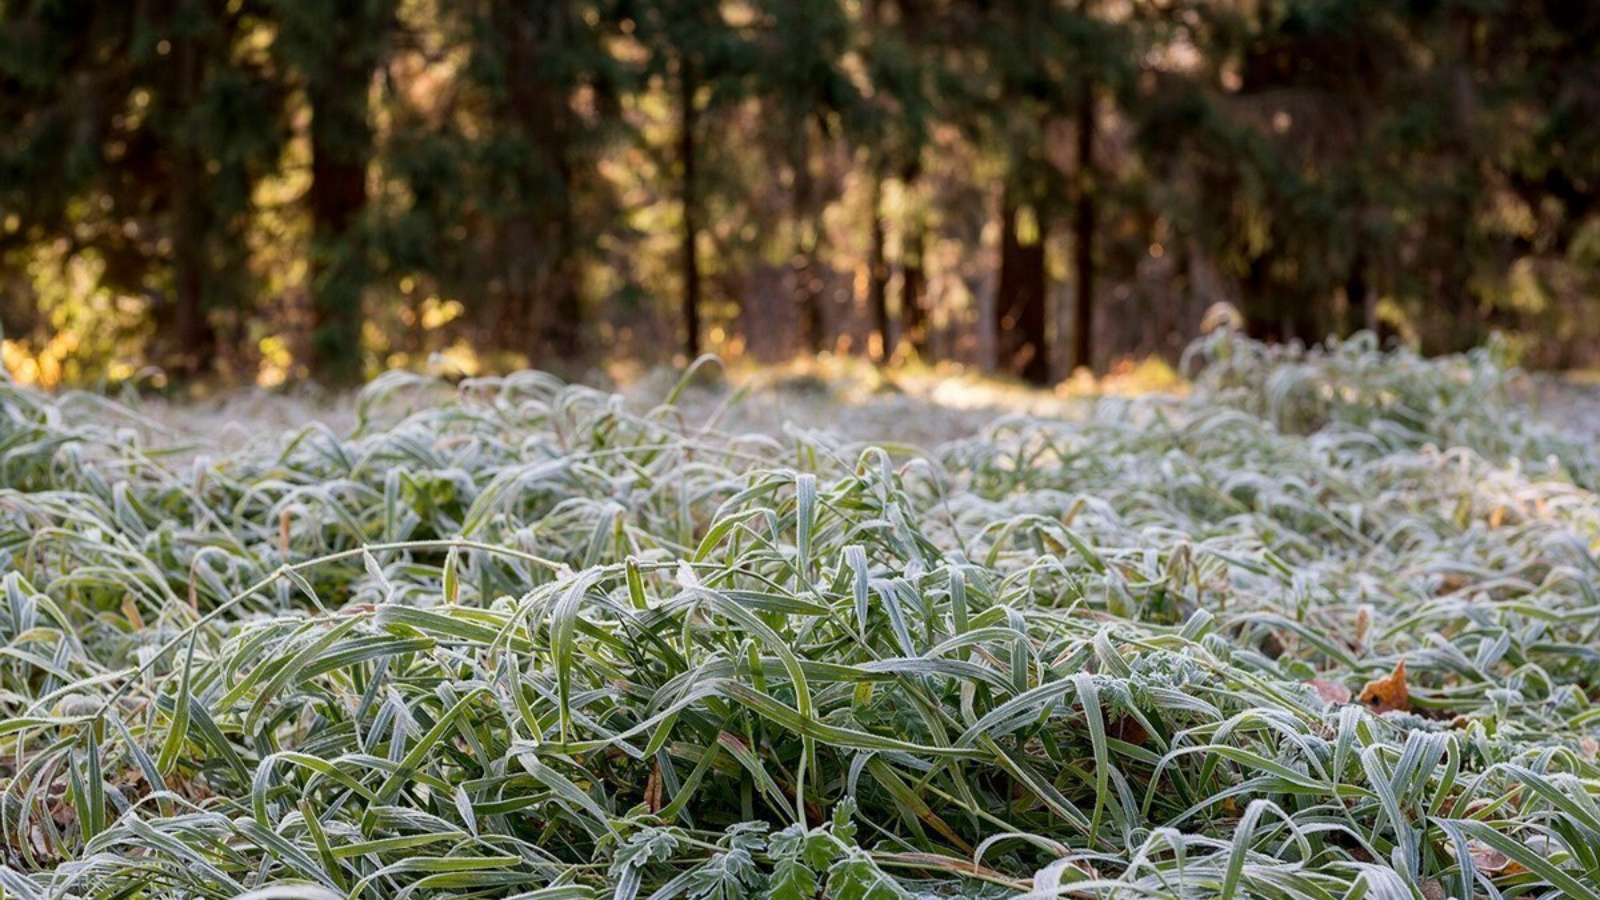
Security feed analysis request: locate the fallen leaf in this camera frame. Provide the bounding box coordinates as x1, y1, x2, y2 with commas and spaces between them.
1467, 840, 1510, 873
1310, 678, 1351, 705
1420, 880, 1446, 900
1108, 715, 1149, 746
1358, 659, 1410, 714
645, 760, 663, 813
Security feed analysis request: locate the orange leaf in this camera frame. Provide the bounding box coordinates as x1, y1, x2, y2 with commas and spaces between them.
1358, 660, 1410, 714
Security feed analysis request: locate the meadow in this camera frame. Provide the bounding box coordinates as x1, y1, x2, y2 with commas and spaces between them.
3, 331, 1600, 900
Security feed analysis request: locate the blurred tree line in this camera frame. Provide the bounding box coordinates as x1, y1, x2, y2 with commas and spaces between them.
2, 0, 1597, 388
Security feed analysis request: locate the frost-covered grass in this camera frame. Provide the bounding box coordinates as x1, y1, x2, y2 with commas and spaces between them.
3, 331, 1600, 900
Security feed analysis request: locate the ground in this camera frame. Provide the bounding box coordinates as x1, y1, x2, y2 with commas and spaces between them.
131, 357, 1600, 449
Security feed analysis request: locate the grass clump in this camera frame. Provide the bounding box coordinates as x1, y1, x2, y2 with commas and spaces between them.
3, 333, 1600, 899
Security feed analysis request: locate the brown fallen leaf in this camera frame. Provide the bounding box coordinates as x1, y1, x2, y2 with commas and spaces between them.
1108, 715, 1149, 746
1310, 678, 1351, 705
1450, 839, 1531, 878
1358, 659, 1410, 714
645, 760, 663, 813
1467, 841, 1510, 873
870, 851, 1031, 893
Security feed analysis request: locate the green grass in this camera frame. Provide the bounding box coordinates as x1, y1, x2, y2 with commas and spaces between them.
3, 331, 1600, 900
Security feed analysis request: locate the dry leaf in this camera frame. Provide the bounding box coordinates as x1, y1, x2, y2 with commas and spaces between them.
645, 760, 663, 813
1419, 880, 1446, 900
1467, 841, 1510, 873
120, 596, 144, 630
1358, 659, 1410, 714
1310, 678, 1351, 705
1108, 715, 1149, 746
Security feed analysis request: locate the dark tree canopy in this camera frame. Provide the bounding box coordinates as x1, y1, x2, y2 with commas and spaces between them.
3, 0, 1598, 386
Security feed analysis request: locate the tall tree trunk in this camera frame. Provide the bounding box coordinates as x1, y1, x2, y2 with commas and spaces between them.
680, 57, 701, 359
793, 125, 826, 355
546, 188, 582, 355
797, 250, 826, 355
302, 1, 388, 389
866, 160, 889, 363
170, 158, 214, 378
169, 36, 215, 379
170, 189, 212, 377
1345, 246, 1371, 336
898, 160, 927, 358
495, 4, 581, 357
1071, 83, 1096, 374
996, 187, 1049, 385
307, 86, 369, 387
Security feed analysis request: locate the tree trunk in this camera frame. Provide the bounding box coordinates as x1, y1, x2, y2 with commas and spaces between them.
169, 36, 215, 379
494, 4, 581, 357
898, 161, 927, 358
996, 188, 1050, 385
302, 2, 388, 389
793, 125, 826, 355
170, 160, 214, 379
680, 57, 701, 359
1071, 83, 1096, 374
866, 161, 889, 363
307, 89, 369, 387
1344, 246, 1371, 336
798, 252, 826, 355
170, 202, 212, 377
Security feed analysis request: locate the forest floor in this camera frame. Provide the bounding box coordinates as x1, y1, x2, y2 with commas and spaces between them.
135, 358, 1600, 449
8, 334, 1600, 897
1533, 371, 1600, 440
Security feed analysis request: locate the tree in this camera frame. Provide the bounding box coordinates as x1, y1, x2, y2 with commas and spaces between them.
272, 0, 397, 385
0, 0, 283, 380
751, 0, 859, 356
623, 0, 754, 359
944, 0, 1081, 384
857, 0, 936, 363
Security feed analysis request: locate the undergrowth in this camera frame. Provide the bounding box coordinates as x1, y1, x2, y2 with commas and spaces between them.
2, 332, 1599, 899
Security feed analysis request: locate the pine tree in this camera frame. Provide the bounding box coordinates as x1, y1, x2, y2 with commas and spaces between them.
270, 0, 396, 385
0, 0, 283, 380
623, 0, 754, 359
751, 0, 860, 357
